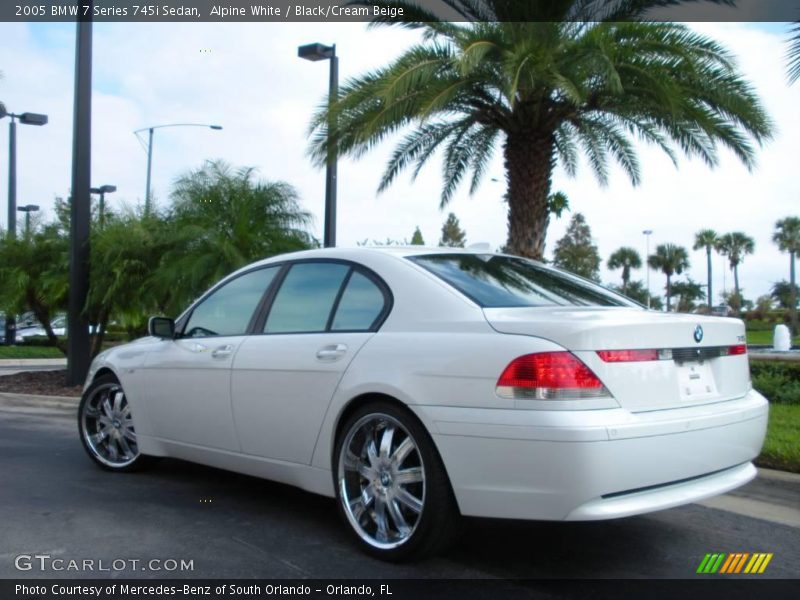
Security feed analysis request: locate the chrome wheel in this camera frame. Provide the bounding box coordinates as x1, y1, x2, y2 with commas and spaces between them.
80, 382, 139, 468
338, 413, 426, 550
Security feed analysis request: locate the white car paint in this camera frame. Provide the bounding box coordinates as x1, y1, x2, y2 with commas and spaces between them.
84, 246, 768, 524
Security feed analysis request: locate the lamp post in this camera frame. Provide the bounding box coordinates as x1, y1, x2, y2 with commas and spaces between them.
643, 229, 653, 309
134, 123, 222, 215
0, 102, 48, 346
90, 184, 116, 228
299, 42, 338, 248
17, 204, 39, 238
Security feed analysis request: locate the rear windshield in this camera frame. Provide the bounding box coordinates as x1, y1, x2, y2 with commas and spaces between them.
409, 254, 639, 308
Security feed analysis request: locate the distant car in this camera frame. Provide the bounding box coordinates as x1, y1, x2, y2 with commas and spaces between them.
17, 315, 67, 340
78, 247, 768, 560
711, 305, 731, 317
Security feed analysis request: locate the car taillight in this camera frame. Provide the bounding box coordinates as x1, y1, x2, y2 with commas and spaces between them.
596, 349, 659, 362
724, 344, 747, 356
496, 352, 611, 400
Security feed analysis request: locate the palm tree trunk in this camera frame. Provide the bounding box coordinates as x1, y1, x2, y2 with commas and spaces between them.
791, 250, 797, 335
733, 265, 740, 305
666, 274, 672, 311
706, 246, 713, 310
503, 132, 555, 260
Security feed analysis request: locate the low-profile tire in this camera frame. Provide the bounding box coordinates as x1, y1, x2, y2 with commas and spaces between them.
78, 373, 154, 472
333, 401, 460, 561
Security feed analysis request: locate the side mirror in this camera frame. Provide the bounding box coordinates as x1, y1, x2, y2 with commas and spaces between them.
148, 316, 175, 339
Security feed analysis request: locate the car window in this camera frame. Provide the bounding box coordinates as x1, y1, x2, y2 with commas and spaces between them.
409, 254, 638, 308
183, 267, 279, 337
264, 262, 350, 334
331, 271, 385, 331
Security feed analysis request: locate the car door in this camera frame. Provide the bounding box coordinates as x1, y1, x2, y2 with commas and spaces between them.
142, 266, 280, 451
231, 260, 391, 464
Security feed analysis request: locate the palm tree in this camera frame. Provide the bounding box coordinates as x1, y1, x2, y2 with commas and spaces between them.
716, 232, 755, 309
789, 21, 800, 84
607, 247, 641, 295
693, 229, 718, 310
648, 244, 690, 311
670, 279, 706, 313
773, 217, 800, 332
160, 160, 314, 308
308, 2, 772, 259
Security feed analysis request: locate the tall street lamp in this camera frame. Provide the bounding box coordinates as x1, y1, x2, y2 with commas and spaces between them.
134, 123, 222, 215
643, 229, 653, 309
299, 42, 338, 248
90, 184, 116, 228
0, 102, 48, 346
67, 14, 93, 385
17, 204, 39, 238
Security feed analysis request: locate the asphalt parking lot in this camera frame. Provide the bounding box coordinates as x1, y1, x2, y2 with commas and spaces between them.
1, 393, 798, 582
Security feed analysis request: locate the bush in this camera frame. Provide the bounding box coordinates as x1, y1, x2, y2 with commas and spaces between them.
751, 360, 800, 405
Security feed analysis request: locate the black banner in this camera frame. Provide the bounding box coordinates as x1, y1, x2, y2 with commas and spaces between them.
3, 579, 800, 600
3, 0, 800, 23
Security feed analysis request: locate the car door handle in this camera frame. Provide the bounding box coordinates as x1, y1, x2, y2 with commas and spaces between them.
316, 344, 347, 361
211, 344, 234, 358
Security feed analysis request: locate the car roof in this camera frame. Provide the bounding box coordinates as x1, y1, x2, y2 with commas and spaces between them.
238, 245, 499, 269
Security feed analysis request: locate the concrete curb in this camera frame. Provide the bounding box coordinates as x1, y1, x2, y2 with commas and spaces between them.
757, 467, 800, 483
0, 358, 67, 367
0, 391, 79, 409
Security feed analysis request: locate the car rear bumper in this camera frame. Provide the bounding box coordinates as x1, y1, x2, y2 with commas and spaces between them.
418, 389, 768, 520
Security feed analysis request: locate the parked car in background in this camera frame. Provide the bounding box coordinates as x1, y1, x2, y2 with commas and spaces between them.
78, 247, 767, 560
712, 305, 732, 317
17, 315, 66, 340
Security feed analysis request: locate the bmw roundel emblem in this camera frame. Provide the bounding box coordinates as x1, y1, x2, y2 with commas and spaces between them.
694, 325, 704, 343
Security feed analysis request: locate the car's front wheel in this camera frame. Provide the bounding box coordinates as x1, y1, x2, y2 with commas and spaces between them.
334, 401, 459, 561
78, 374, 152, 472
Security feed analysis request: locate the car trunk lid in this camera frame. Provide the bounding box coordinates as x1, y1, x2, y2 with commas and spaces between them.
483, 307, 750, 412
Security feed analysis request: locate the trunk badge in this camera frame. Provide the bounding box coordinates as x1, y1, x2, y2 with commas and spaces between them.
694, 325, 704, 343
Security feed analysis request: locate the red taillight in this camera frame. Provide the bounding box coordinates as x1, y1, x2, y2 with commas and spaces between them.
496, 352, 610, 400
727, 344, 747, 356
596, 349, 659, 363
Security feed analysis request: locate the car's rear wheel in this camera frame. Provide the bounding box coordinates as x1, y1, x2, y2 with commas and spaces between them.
334, 401, 459, 561
78, 373, 152, 472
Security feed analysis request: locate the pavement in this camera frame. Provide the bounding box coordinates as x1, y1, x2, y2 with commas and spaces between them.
0, 391, 798, 581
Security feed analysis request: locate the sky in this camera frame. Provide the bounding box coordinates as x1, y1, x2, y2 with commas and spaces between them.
0, 20, 797, 306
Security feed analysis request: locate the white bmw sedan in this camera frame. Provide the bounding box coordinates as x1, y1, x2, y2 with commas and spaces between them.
79, 247, 768, 560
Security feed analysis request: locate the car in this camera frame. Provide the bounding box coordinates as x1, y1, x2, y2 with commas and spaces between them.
78, 247, 768, 560
17, 315, 67, 340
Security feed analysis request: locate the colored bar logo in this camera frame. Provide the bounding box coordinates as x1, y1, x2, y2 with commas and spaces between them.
696, 553, 773, 574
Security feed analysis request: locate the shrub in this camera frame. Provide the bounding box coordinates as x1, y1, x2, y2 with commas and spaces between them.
750, 360, 800, 405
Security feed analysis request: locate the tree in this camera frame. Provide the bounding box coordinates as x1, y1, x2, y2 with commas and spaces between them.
648, 243, 690, 311
773, 217, 800, 333
716, 232, 755, 310
439, 213, 467, 247
789, 21, 800, 84
693, 229, 718, 311
160, 160, 314, 307
410, 226, 425, 245
607, 247, 641, 295
771, 280, 800, 310
553, 213, 600, 281
308, 3, 772, 260
670, 279, 706, 313
0, 222, 69, 353
611, 279, 662, 309
88, 208, 183, 350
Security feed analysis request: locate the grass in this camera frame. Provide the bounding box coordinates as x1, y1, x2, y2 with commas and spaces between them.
746, 329, 800, 346
0, 345, 65, 359
757, 403, 800, 473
